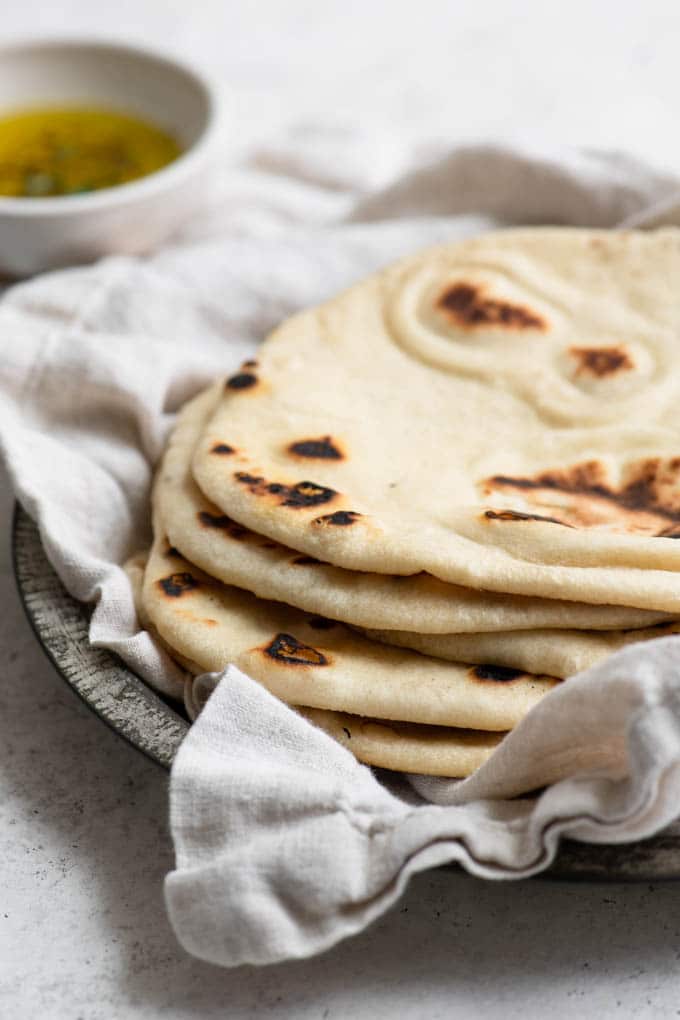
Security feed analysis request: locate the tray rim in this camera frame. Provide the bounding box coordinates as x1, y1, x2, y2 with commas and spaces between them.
12, 503, 189, 771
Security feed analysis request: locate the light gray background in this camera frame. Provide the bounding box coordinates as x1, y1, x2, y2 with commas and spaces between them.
4, 2, 680, 1016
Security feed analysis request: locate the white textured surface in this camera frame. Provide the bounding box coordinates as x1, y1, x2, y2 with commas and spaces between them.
5, 0, 680, 1014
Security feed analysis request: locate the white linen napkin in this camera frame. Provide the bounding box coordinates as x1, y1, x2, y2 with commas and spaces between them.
2, 137, 680, 967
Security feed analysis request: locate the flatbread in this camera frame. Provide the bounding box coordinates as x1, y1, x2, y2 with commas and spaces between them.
141, 529, 559, 731
184, 671, 503, 777
159, 385, 671, 633
296, 708, 504, 777
361, 621, 680, 679
192, 228, 680, 611
123, 549, 195, 706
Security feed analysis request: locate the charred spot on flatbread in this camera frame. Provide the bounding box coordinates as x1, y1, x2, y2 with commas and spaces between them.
568, 345, 634, 378
235, 472, 263, 486
282, 482, 337, 508
471, 664, 525, 683
287, 436, 343, 460
312, 510, 361, 526
242, 359, 258, 368
482, 457, 680, 537
225, 372, 258, 391
211, 443, 235, 456
234, 471, 338, 509
158, 572, 200, 598
437, 282, 546, 331
197, 510, 249, 539
263, 632, 328, 666
484, 509, 571, 527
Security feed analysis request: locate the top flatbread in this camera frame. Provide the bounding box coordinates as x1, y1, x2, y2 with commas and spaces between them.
158, 385, 670, 633
192, 228, 680, 611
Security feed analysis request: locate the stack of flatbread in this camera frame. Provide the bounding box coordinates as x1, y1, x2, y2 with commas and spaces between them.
136, 227, 680, 777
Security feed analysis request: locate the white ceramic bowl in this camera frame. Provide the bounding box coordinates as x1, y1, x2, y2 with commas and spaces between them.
0, 39, 218, 276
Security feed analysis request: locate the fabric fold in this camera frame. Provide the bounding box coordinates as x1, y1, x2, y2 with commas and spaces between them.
165, 642, 680, 966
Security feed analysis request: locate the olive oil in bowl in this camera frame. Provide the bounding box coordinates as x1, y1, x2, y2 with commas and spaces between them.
0, 107, 182, 198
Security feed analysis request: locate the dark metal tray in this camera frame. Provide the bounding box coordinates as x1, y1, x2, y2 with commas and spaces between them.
12, 505, 188, 769
12, 504, 680, 880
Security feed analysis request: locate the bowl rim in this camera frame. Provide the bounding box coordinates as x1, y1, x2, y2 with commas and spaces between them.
0, 36, 220, 217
